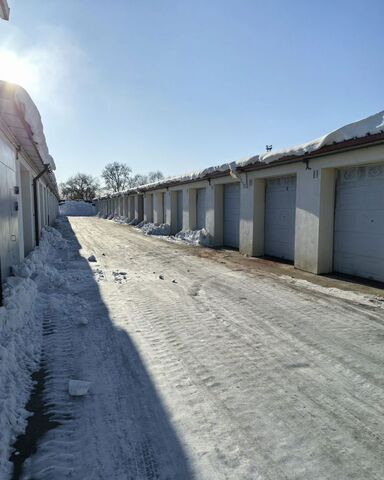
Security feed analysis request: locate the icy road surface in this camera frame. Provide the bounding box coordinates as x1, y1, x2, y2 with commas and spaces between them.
25, 216, 384, 479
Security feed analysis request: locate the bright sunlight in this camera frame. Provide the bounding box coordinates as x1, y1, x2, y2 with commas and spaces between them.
0, 49, 39, 91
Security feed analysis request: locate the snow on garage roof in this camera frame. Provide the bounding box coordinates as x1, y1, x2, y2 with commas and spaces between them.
240, 109, 384, 166
131, 110, 384, 194
0, 0, 10, 20
97, 109, 384, 200
0, 81, 56, 171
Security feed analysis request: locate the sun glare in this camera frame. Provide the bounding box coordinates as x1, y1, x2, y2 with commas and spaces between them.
0, 49, 39, 91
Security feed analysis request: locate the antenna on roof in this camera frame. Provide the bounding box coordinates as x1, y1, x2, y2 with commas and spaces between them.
265, 145, 273, 152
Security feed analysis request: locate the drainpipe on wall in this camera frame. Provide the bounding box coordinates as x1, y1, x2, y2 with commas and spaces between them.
33, 164, 50, 246
229, 161, 248, 187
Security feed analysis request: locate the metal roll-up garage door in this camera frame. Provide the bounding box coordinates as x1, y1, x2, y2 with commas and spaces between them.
264, 176, 296, 261
334, 164, 384, 282
176, 190, 183, 232
223, 183, 240, 248
196, 188, 206, 230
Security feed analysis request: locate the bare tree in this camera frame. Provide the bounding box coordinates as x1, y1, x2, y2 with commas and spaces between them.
127, 171, 165, 187
60, 173, 100, 201
101, 162, 132, 192
147, 170, 164, 183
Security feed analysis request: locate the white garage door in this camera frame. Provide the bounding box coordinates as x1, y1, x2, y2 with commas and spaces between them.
196, 188, 206, 230
176, 190, 183, 232
264, 176, 296, 261
223, 183, 240, 248
334, 164, 384, 282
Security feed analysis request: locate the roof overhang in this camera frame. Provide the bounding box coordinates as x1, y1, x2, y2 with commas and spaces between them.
0, 0, 10, 20
0, 81, 59, 198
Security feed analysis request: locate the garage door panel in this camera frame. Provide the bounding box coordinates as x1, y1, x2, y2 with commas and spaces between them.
337, 188, 384, 209
264, 176, 296, 261
265, 209, 296, 228
334, 164, 384, 282
176, 190, 183, 232
223, 183, 240, 248
334, 231, 384, 256
196, 188, 206, 230
334, 253, 384, 280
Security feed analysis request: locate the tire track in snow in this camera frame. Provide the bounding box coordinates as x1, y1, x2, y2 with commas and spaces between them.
25, 216, 384, 480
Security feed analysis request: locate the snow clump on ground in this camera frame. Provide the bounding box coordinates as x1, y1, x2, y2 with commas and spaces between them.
175, 229, 210, 246
139, 223, 171, 236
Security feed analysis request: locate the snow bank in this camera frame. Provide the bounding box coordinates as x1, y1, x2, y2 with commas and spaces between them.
59, 200, 96, 217
175, 229, 210, 246
0, 226, 68, 478
113, 216, 131, 224
139, 223, 171, 236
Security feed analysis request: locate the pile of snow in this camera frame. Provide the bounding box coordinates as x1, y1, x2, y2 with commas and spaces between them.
175, 229, 210, 246
59, 200, 96, 217
0, 226, 68, 478
139, 223, 171, 236
113, 216, 130, 224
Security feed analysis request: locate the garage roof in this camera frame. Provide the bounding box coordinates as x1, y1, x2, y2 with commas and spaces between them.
0, 81, 59, 196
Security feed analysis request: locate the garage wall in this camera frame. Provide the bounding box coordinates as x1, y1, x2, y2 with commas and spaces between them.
154, 192, 165, 223
144, 193, 154, 223
0, 135, 19, 281
97, 143, 384, 283
0, 128, 59, 286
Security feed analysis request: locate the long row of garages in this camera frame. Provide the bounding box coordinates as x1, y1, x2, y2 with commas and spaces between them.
0, 81, 59, 287
96, 128, 384, 284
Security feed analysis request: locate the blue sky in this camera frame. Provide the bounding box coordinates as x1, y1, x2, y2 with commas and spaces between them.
0, 0, 383, 184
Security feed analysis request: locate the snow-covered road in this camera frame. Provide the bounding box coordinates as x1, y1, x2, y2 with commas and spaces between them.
24, 216, 384, 479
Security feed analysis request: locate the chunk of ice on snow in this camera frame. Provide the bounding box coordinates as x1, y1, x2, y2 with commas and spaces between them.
68, 380, 91, 396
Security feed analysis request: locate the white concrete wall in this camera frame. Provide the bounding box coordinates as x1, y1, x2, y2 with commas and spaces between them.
143, 193, 152, 222
164, 191, 172, 226
153, 192, 165, 224
239, 177, 265, 256
134, 194, 144, 221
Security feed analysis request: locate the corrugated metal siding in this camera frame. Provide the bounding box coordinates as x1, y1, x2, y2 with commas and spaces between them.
264, 176, 296, 261
0, 161, 19, 280
176, 190, 183, 231
196, 188, 206, 230
334, 164, 384, 282
223, 183, 240, 248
